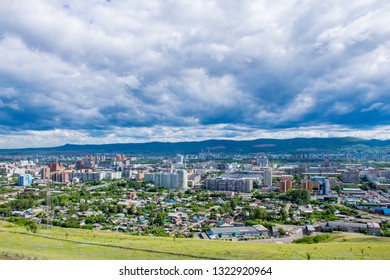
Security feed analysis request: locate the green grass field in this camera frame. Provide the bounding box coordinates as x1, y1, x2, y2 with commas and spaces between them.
1, 221, 390, 260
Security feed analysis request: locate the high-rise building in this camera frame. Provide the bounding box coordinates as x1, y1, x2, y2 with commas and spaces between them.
206, 178, 253, 193
257, 156, 269, 167
135, 172, 145, 181
177, 169, 188, 190
263, 169, 273, 187
115, 155, 126, 161
301, 180, 313, 192
341, 171, 360, 184
19, 174, 32, 186
49, 163, 61, 172
76, 160, 84, 170
50, 172, 69, 183
69, 172, 105, 182
176, 154, 184, 164
41, 167, 51, 179
312, 177, 330, 195
105, 171, 122, 180
279, 179, 292, 193
324, 157, 330, 167
144, 170, 188, 190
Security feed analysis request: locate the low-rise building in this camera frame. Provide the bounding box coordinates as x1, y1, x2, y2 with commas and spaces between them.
319, 220, 381, 236
206, 226, 267, 240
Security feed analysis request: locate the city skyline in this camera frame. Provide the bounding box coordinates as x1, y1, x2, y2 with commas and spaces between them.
1, 0, 390, 148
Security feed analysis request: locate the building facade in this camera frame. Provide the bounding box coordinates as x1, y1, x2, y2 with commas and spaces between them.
145, 170, 188, 190
279, 179, 292, 193
206, 178, 253, 193
19, 174, 32, 186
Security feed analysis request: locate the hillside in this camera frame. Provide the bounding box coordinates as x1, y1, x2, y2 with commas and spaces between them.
1, 221, 390, 260
1, 137, 389, 155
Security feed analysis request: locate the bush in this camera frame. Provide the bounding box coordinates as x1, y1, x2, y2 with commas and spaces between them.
7, 218, 38, 233
26, 221, 38, 233
382, 231, 390, 237
293, 234, 330, 244
7, 217, 31, 227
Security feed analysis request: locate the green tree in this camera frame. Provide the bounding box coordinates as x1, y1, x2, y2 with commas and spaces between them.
278, 227, 286, 236
26, 220, 38, 233
79, 203, 88, 212
68, 205, 76, 215
286, 189, 310, 204
280, 209, 288, 221
293, 174, 303, 185
325, 204, 336, 216
155, 212, 167, 226
252, 207, 267, 220
128, 204, 136, 215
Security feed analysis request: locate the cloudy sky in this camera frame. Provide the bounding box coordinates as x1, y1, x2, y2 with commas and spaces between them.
0, 0, 389, 148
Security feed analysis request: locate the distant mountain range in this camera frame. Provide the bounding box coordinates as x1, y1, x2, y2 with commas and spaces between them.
1, 137, 390, 155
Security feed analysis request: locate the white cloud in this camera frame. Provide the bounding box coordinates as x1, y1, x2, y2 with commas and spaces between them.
0, 0, 389, 146
361, 102, 386, 112
1, 124, 390, 149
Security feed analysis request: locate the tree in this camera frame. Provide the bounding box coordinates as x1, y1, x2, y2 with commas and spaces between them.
128, 204, 136, 215
209, 209, 218, 219
252, 207, 267, 220
293, 174, 303, 185
286, 189, 310, 204
155, 212, 167, 226
26, 220, 38, 233
325, 204, 336, 216
69, 205, 76, 215
280, 209, 288, 221
278, 227, 286, 236
79, 203, 88, 212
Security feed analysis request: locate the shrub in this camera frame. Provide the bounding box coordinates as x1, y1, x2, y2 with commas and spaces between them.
293, 234, 330, 244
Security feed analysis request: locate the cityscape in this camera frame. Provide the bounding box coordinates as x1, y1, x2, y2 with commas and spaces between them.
1, 0, 390, 269
1, 144, 389, 244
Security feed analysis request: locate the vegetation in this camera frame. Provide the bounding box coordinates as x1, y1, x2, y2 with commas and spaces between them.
293, 234, 331, 244
1, 221, 390, 260
286, 189, 310, 204
7, 217, 38, 233
381, 221, 390, 237
0, 187, 14, 194
3, 137, 389, 155
7, 193, 42, 211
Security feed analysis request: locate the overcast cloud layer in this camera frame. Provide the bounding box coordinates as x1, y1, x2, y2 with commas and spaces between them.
0, 0, 389, 148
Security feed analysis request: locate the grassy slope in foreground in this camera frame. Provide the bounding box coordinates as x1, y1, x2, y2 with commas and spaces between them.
1, 221, 390, 260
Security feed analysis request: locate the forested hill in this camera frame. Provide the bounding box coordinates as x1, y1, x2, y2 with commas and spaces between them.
1, 137, 389, 155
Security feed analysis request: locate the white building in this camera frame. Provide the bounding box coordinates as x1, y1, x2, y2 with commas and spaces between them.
145, 170, 188, 190
263, 169, 273, 187
176, 154, 184, 164
257, 156, 269, 167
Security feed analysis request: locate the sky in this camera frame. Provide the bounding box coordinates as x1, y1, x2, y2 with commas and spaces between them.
0, 0, 389, 148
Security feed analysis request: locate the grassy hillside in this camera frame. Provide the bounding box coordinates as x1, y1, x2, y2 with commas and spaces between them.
1, 221, 390, 260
